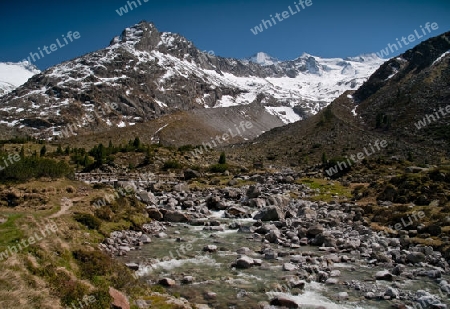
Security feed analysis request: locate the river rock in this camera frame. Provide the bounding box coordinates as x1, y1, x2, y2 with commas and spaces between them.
138, 191, 157, 204
249, 198, 266, 208
139, 234, 151, 243
375, 270, 393, 281
253, 206, 284, 221
335, 292, 349, 300
206, 196, 227, 210
269, 296, 299, 308
182, 276, 195, 284
227, 206, 247, 216
203, 245, 218, 253
236, 247, 252, 255
146, 207, 163, 220
159, 278, 176, 287
163, 210, 190, 223
385, 287, 399, 298
125, 263, 139, 271
119, 246, 131, 252
246, 185, 261, 198
235, 255, 255, 269
325, 278, 339, 285
330, 270, 341, 277
135, 299, 150, 309
406, 252, 426, 264
288, 279, 305, 289
173, 183, 189, 192
283, 263, 296, 271
204, 291, 217, 300
307, 224, 324, 236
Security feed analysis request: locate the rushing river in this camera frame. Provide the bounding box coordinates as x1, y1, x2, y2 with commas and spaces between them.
118, 214, 450, 309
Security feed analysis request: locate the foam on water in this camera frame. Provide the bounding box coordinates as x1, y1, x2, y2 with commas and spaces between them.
267, 282, 378, 309
137, 254, 219, 275
209, 210, 225, 218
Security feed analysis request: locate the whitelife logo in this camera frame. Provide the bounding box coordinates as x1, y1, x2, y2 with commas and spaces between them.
190, 121, 254, 158
325, 140, 388, 177
0, 222, 58, 262
0, 152, 21, 171
376, 22, 439, 58
250, 0, 313, 35
22, 31, 81, 64
116, 0, 149, 16
414, 104, 450, 130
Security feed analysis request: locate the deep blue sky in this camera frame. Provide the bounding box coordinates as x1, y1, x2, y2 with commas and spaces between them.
1, 0, 449, 70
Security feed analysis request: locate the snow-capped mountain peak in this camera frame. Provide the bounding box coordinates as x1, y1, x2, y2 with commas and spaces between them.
344, 53, 383, 63
0, 61, 40, 96
247, 52, 279, 66
0, 21, 386, 139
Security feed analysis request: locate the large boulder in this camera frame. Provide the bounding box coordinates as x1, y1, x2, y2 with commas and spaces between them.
146, 207, 163, 220
184, 169, 201, 180
267, 194, 290, 208
269, 296, 299, 308
406, 252, 426, 264
307, 224, 324, 237
159, 278, 176, 287
246, 185, 261, 198
253, 206, 284, 221
375, 270, 393, 281
249, 198, 266, 208
227, 206, 247, 216
116, 181, 137, 193
173, 183, 189, 192
206, 196, 228, 210
138, 191, 157, 204
235, 255, 255, 269
163, 210, 190, 223
109, 287, 130, 309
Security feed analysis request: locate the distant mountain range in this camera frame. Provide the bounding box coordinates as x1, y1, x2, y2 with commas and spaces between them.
0, 21, 384, 141
0, 61, 40, 95
236, 31, 450, 167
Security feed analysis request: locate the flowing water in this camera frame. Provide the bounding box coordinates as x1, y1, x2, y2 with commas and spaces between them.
119, 216, 450, 309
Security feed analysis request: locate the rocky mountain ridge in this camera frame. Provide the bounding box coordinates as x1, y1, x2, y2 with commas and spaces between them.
233, 31, 450, 167
0, 21, 384, 140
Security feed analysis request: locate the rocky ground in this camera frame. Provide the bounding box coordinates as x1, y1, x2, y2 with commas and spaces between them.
97, 172, 450, 309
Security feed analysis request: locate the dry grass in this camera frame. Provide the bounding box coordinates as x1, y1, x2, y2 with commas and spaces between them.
0, 179, 154, 308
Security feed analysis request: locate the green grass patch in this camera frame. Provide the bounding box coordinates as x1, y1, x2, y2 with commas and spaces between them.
0, 214, 25, 252
296, 178, 352, 202
98, 219, 133, 236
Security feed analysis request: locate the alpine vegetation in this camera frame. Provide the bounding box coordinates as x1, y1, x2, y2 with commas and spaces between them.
0, 222, 58, 262
325, 140, 388, 177
64, 295, 96, 309
376, 22, 439, 58
93, 183, 135, 209
250, 0, 313, 35
414, 104, 450, 130
0, 152, 21, 171
190, 121, 253, 158
375, 211, 425, 238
